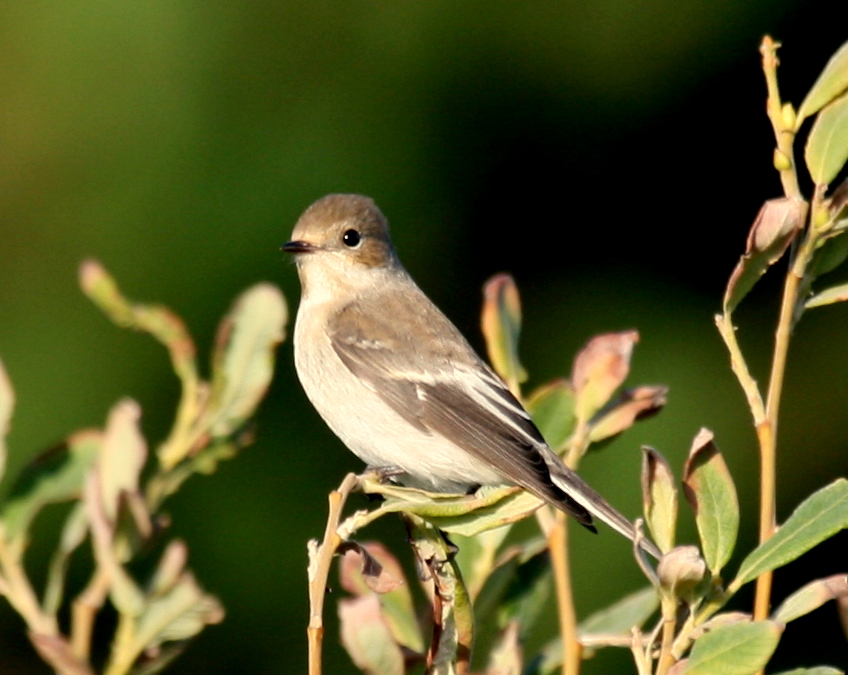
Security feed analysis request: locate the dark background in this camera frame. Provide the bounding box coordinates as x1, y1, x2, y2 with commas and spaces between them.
0, 2, 846, 673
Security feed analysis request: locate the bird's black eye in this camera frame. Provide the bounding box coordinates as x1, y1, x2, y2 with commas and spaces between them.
342, 229, 361, 247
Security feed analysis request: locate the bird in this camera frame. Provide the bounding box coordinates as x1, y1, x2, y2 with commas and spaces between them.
283, 193, 658, 557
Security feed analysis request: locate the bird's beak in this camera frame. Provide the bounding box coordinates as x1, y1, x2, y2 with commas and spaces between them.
281, 240, 318, 254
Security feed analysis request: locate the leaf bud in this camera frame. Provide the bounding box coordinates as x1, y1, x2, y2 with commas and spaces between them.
658, 545, 707, 601
773, 149, 792, 171
781, 103, 796, 131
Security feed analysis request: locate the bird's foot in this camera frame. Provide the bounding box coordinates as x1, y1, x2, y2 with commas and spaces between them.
364, 465, 406, 483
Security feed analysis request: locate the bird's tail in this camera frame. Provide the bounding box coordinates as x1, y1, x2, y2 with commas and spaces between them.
548, 463, 662, 560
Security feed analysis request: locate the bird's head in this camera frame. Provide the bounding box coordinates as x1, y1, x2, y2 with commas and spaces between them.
282, 194, 397, 273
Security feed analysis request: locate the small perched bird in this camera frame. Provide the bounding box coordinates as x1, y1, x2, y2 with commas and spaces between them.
284, 194, 656, 556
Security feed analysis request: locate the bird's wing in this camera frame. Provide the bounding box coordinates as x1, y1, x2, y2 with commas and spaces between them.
327, 292, 595, 528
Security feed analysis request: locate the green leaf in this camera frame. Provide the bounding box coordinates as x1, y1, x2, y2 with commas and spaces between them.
428, 490, 543, 537
481, 274, 527, 392
133, 572, 224, 650
0, 431, 101, 544
694, 611, 753, 634
683, 429, 739, 576
797, 40, 848, 126
723, 198, 807, 313
453, 526, 514, 601
580, 585, 659, 636
533, 587, 659, 672
485, 622, 522, 675
0, 358, 13, 484
805, 282, 848, 309
525, 380, 576, 453
208, 283, 287, 437
641, 447, 678, 554
358, 477, 542, 537
806, 92, 848, 186
772, 574, 848, 624
43, 503, 90, 615
496, 549, 552, 637
681, 620, 782, 675
772, 668, 844, 675
809, 231, 848, 279
84, 468, 146, 615
732, 479, 848, 591
469, 537, 547, 634
797, 230, 848, 319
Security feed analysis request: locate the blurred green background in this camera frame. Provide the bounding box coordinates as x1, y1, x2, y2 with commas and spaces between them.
1, 2, 846, 673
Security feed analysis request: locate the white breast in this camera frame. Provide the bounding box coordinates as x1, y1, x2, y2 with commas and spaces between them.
292, 292, 504, 493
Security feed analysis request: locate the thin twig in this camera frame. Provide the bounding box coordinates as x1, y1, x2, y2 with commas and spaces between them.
760, 36, 801, 200
548, 510, 581, 675
655, 596, 677, 675
629, 628, 653, 675
671, 605, 701, 660
581, 632, 654, 649
0, 536, 57, 635
714, 314, 767, 424
29, 632, 95, 675
750, 36, 811, 624
71, 570, 110, 661
307, 473, 359, 675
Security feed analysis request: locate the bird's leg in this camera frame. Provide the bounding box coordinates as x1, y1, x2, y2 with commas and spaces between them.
364, 464, 406, 482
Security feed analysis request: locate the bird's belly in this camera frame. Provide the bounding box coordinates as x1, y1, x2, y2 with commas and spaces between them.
293, 318, 503, 492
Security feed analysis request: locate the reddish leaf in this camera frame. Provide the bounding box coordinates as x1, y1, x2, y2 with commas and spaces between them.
340, 542, 404, 595
805, 282, 848, 309
773, 574, 848, 624
0, 357, 12, 483
481, 274, 527, 392
339, 541, 424, 654
589, 385, 668, 443
339, 595, 405, 675
571, 331, 639, 423
723, 198, 807, 313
